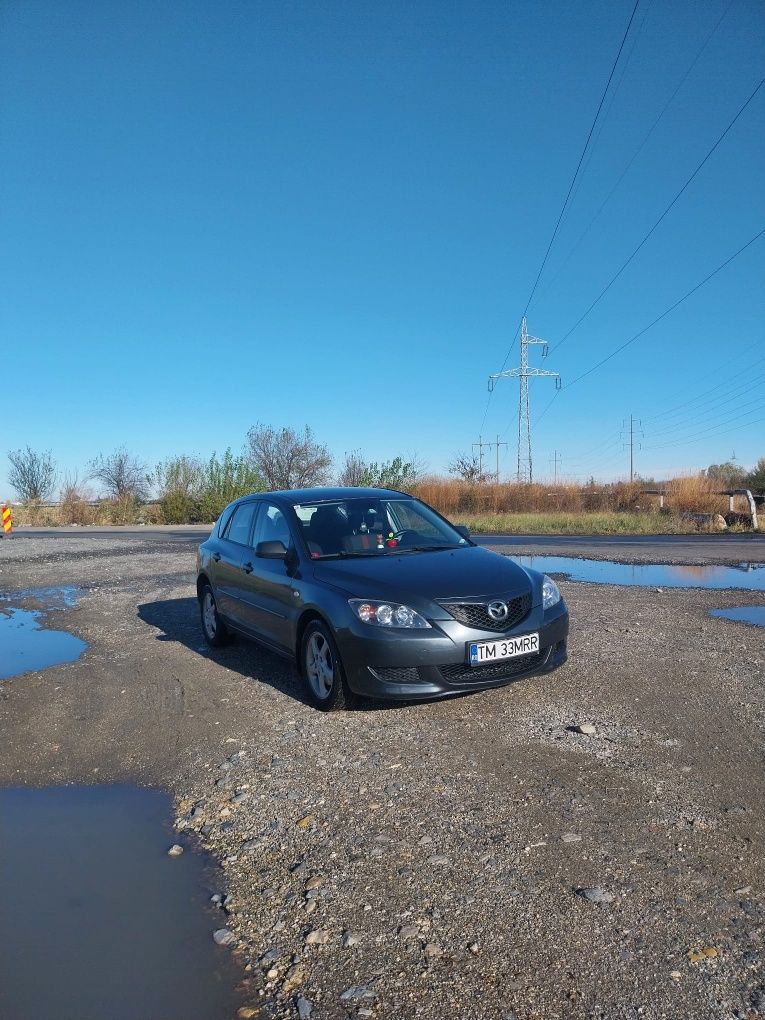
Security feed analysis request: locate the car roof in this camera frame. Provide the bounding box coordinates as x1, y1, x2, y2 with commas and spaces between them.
238, 486, 412, 504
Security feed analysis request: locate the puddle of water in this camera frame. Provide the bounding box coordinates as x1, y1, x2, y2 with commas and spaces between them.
0, 785, 242, 1020
515, 556, 765, 590
709, 606, 765, 627
0, 584, 81, 608
0, 607, 87, 679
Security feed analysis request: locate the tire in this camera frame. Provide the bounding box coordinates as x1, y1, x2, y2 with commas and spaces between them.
300, 619, 353, 711
199, 583, 230, 648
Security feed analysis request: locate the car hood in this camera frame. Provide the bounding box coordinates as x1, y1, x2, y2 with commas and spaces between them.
311, 545, 536, 604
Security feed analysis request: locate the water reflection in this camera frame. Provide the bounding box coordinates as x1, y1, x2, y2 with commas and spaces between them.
514, 556, 765, 590
709, 606, 765, 627
0, 786, 242, 1020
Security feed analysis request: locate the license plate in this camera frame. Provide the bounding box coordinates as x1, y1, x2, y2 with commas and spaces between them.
469, 632, 539, 665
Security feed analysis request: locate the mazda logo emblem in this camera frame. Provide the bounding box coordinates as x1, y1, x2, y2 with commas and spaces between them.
487, 600, 508, 621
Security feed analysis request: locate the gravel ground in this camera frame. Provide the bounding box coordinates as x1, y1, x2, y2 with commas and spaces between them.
1, 535, 764, 1020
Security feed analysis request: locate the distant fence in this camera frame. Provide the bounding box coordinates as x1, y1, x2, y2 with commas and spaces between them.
641, 488, 760, 529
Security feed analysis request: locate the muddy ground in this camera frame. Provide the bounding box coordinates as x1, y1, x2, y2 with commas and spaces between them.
0, 534, 763, 1020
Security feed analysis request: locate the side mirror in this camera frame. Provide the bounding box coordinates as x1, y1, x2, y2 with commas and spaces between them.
256, 540, 287, 559
455, 524, 471, 539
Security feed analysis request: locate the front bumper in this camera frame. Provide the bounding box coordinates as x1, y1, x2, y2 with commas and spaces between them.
338, 599, 569, 701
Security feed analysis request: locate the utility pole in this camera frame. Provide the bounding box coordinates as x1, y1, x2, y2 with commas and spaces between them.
621, 415, 643, 483
493, 434, 508, 483
488, 318, 561, 483
472, 435, 490, 479
485, 436, 510, 483
549, 450, 562, 484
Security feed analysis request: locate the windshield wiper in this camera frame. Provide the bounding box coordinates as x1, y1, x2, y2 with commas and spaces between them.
396, 544, 461, 553
313, 550, 382, 560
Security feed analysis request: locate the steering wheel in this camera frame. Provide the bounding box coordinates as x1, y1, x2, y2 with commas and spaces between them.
392, 529, 420, 547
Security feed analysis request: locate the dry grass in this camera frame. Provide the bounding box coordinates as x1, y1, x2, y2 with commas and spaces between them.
11, 500, 166, 527
412, 474, 758, 534
457, 511, 720, 535
664, 474, 728, 515
412, 477, 645, 516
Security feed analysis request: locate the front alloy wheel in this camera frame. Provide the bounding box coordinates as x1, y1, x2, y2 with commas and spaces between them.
301, 620, 351, 711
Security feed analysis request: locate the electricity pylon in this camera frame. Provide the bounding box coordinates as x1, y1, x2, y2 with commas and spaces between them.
488, 318, 561, 483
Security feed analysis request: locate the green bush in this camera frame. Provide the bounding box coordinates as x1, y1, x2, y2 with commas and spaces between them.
151, 450, 264, 523
160, 490, 199, 525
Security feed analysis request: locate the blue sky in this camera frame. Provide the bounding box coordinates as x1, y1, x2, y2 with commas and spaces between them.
1, 0, 763, 496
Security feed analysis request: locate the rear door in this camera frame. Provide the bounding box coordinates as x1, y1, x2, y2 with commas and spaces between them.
237, 502, 298, 652
212, 500, 258, 627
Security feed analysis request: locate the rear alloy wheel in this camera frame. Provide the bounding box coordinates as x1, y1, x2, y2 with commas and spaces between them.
200, 583, 229, 648
301, 620, 352, 711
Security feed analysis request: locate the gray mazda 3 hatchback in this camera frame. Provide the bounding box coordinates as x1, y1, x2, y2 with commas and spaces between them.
196, 487, 569, 710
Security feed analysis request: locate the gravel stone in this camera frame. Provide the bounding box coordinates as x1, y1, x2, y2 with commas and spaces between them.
295, 995, 313, 1019
212, 928, 237, 946
576, 887, 614, 905
340, 985, 376, 1002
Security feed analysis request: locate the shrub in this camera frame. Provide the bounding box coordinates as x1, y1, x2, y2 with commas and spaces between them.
246, 424, 332, 490
197, 449, 264, 521
149, 451, 263, 523
7, 447, 57, 502
89, 448, 149, 501
59, 473, 95, 525
745, 457, 765, 494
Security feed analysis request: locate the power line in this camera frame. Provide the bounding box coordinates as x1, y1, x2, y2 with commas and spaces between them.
562, 0, 654, 227
525, 227, 763, 444
479, 0, 642, 434
644, 378, 765, 438
529, 0, 735, 316
566, 436, 623, 464
643, 412, 765, 451
549, 75, 765, 357
516, 0, 642, 324
563, 226, 765, 389
645, 398, 765, 443
643, 352, 765, 422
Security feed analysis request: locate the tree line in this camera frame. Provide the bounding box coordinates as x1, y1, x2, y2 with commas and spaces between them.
6, 427, 764, 526
4, 424, 419, 524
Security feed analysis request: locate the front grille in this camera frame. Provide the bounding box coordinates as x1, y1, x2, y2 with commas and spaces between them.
369, 666, 421, 684
437, 650, 544, 685
440, 592, 532, 633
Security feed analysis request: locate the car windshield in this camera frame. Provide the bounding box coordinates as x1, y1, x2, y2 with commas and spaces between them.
292, 497, 469, 559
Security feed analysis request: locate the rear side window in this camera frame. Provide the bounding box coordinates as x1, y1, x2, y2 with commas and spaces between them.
217, 504, 236, 537
224, 502, 257, 546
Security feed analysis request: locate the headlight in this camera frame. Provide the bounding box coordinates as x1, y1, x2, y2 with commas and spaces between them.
349, 599, 431, 629
542, 575, 561, 610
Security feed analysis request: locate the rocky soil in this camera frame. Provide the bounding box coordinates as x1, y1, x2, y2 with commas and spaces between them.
1, 534, 764, 1019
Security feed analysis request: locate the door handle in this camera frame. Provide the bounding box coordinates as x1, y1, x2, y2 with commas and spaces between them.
242, 561, 254, 574
212, 553, 221, 562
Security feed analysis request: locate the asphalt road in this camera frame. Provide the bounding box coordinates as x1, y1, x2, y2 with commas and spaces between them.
5, 525, 765, 563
